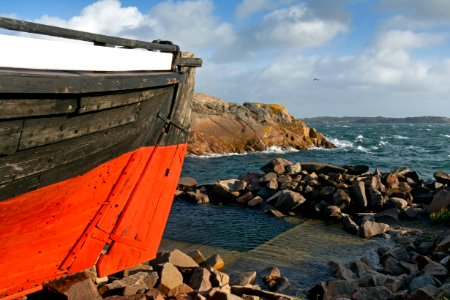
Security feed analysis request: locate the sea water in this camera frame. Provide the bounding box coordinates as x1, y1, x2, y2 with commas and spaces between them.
162, 123, 450, 292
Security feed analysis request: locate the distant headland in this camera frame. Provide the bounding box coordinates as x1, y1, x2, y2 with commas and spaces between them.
303, 116, 450, 124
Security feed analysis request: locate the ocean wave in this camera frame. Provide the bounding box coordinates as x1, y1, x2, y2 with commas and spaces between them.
329, 138, 354, 148
356, 145, 371, 153
261, 146, 300, 154
379, 140, 389, 146
188, 145, 300, 158
393, 135, 409, 140
189, 152, 248, 158
443, 134, 450, 138
355, 134, 364, 142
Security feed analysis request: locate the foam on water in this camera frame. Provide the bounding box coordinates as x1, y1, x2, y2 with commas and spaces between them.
393, 135, 409, 140
329, 138, 354, 148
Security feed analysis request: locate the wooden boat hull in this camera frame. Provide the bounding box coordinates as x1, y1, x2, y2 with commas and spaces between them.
0, 48, 199, 300
0, 144, 186, 298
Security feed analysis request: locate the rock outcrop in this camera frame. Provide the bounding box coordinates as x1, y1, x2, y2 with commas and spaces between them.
188, 93, 334, 155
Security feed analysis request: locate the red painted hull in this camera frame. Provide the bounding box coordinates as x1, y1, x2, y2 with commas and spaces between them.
0, 144, 187, 298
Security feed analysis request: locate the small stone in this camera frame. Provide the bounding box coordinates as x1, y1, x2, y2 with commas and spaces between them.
247, 196, 264, 207
409, 275, 439, 292
328, 261, 355, 281
188, 249, 207, 265
206, 254, 225, 270
262, 267, 281, 283
178, 177, 198, 191
352, 180, 368, 208
157, 263, 184, 294
189, 268, 212, 292
388, 197, 408, 209
230, 272, 256, 286
423, 261, 448, 276
375, 208, 399, 225
153, 249, 199, 270
359, 220, 390, 238
45, 271, 101, 300
342, 215, 359, 235
236, 192, 254, 205
167, 283, 194, 297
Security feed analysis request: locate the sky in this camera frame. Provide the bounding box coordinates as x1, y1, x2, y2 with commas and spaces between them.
1, 0, 450, 118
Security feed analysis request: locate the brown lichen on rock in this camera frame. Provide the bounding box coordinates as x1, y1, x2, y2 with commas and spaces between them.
188, 93, 334, 155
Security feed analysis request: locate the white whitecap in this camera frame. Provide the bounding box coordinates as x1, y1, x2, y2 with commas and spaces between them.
443, 134, 450, 138
329, 138, 354, 148
261, 146, 299, 154
393, 135, 409, 140
356, 145, 371, 153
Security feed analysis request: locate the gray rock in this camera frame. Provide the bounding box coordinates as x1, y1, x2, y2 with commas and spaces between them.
266, 178, 278, 190
186, 189, 210, 204
157, 263, 184, 294
388, 197, 408, 209
375, 208, 399, 225
352, 181, 368, 208
277, 174, 292, 184
342, 215, 359, 235
261, 158, 292, 174
262, 267, 281, 283
286, 162, 302, 175
256, 187, 276, 200
359, 220, 390, 238
45, 271, 101, 300
436, 234, 450, 252
266, 209, 286, 218
247, 196, 264, 207
273, 190, 306, 211
230, 272, 256, 286
350, 257, 383, 278
427, 189, 450, 214
323, 205, 342, 219
263, 172, 278, 181
328, 261, 355, 281
344, 165, 370, 176
352, 286, 393, 300
206, 254, 225, 270
274, 277, 290, 293
301, 162, 346, 174
178, 177, 198, 191
236, 192, 254, 205
369, 187, 384, 208
332, 189, 351, 208
423, 261, 448, 276
189, 268, 212, 292
153, 249, 199, 270
210, 269, 230, 288
383, 257, 406, 275
188, 249, 207, 265
166, 283, 194, 298
418, 241, 435, 255
400, 261, 419, 275
324, 279, 359, 299
410, 284, 439, 300
405, 206, 422, 218
434, 171, 450, 185
409, 275, 440, 292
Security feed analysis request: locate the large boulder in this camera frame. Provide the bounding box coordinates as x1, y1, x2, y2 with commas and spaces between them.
152, 249, 199, 271
188, 94, 334, 155
427, 189, 450, 213
359, 220, 390, 238
300, 162, 346, 174
273, 190, 306, 211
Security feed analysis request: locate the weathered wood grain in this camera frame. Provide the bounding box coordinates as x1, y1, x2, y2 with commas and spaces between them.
19, 103, 139, 150
79, 87, 167, 113
0, 70, 185, 94
0, 98, 77, 119
0, 17, 179, 53
0, 120, 23, 155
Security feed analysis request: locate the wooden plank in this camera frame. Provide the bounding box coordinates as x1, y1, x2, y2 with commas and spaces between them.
0, 17, 179, 53
80, 87, 168, 113
0, 98, 77, 119
19, 103, 139, 150
0, 70, 185, 94
0, 121, 138, 185
0, 120, 23, 155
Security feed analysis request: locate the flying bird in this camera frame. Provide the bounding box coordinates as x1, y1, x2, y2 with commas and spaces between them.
313, 77, 320, 81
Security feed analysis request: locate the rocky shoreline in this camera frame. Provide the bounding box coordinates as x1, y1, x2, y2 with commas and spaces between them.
24, 159, 450, 300
187, 94, 334, 155
174, 158, 450, 299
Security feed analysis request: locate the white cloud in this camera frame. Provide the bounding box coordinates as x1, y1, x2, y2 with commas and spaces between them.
254, 5, 348, 48
379, 0, 450, 28
36, 0, 143, 35
235, 0, 274, 21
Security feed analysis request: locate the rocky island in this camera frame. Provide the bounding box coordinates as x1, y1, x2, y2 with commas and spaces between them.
187, 94, 334, 155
